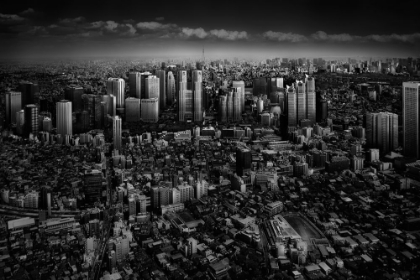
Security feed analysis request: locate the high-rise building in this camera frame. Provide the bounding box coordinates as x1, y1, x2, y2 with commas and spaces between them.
192, 70, 203, 122
236, 147, 252, 176
232, 80, 245, 112
19, 82, 38, 108
178, 70, 193, 121
232, 88, 242, 121
5, 91, 21, 124
366, 112, 398, 154
16, 110, 25, 135
64, 86, 83, 112
145, 75, 160, 99
141, 98, 159, 123
268, 77, 284, 103
305, 76, 316, 124
113, 116, 122, 150
107, 78, 125, 109
177, 183, 194, 203
125, 98, 141, 122
140, 72, 151, 98
253, 77, 267, 96
227, 91, 234, 121
24, 104, 38, 138
167, 71, 176, 105
316, 93, 328, 122
156, 70, 166, 110
287, 85, 297, 127
219, 95, 228, 122
296, 80, 306, 123
402, 81, 420, 158
56, 100, 73, 136
128, 72, 141, 98
84, 169, 104, 204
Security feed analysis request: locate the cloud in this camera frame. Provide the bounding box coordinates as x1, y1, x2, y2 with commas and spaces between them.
136, 21, 176, 30
262, 31, 307, 42
209, 29, 248, 40
0, 13, 25, 24
365, 33, 420, 43
311, 31, 355, 42
181, 27, 208, 39
155, 17, 165, 21
20, 8, 35, 16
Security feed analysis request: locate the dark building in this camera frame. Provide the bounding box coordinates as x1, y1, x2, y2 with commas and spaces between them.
24, 104, 38, 138
316, 97, 328, 122
236, 147, 252, 176
64, 86, 84, 112
19, 82, 39, 108
253, 77, 268, 96
325, 156, 350, 173
84, 170, 104, 204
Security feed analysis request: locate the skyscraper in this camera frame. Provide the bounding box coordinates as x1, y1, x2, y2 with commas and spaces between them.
107, 78, 125, 109
167, 71, 176, 105
305, 76, 316, 124
56, 100, 73, 136
140, 72, 151, 98
232, 88, 242, 121
145, 75, 160, 99
141, 98, 159, 123
296, 80, 306, 123
236, 147, 252, 176
268, 77, 284, 103
219, 95, 227, 122
366, 112, 398, 155
178, 70, 193, 121
16, 110, 25, 135
156, 70, 166, 111
128, 72, 141, 98
316, 92, 328, 122
19, 82, 38, 108
113, 116, 122, 150
5, 91, 21, 124
227, 91, 234, 121
232, 80, 245, 112
64, 86, 83, 112
287, 85, 297, 127
24, 104, 39, 138
402, 81, 420, 158
192, 70, 203, 122
253, 77, 267, 96
84, 169, 104, 204
125, 98, 141, 122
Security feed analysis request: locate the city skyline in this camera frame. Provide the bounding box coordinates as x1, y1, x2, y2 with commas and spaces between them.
1, 0, 420, 60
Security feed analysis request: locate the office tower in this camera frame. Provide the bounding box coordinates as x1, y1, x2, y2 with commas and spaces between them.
19, 82, 38, 108
192, 70, 203, 122
56, 100, 73, 136
236, 147, 251, 176
268, 77, 284, 103
305, 76, 316, 124
24, 104, 38, 138
167, 71, 176, 105
178, 70, 193, 121
16, 110, 25, 135
261, 112, 271, 126
316, 92, 328, 122
257, 98, 264, 114
145, 75, 160, 99
125, 98, 141, 122
113, 116, 122, 150
287, 85, 297, 126
156, 70, 166, 110
366, 112, 398, 154
232, 80, 245, 112
43, 117, 52, 132
103, 94, 117, 117
100, 101, 109, 128
140, 72, 151, 98
296, 80, 306, 123
219, 95, 227, 122
141, 98, 159, 123
84, 169, 104, 204
253, 77, 267, 96
64, 86, 83, 112
5, 91, 21, 124
107, 78, 125, 109
402, 82, 420, 158
128, 72, 141, 98
227, 91, 234, 121
232, 88, 241, 121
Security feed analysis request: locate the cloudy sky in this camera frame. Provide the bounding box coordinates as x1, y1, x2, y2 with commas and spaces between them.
1, 0, 419, 60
